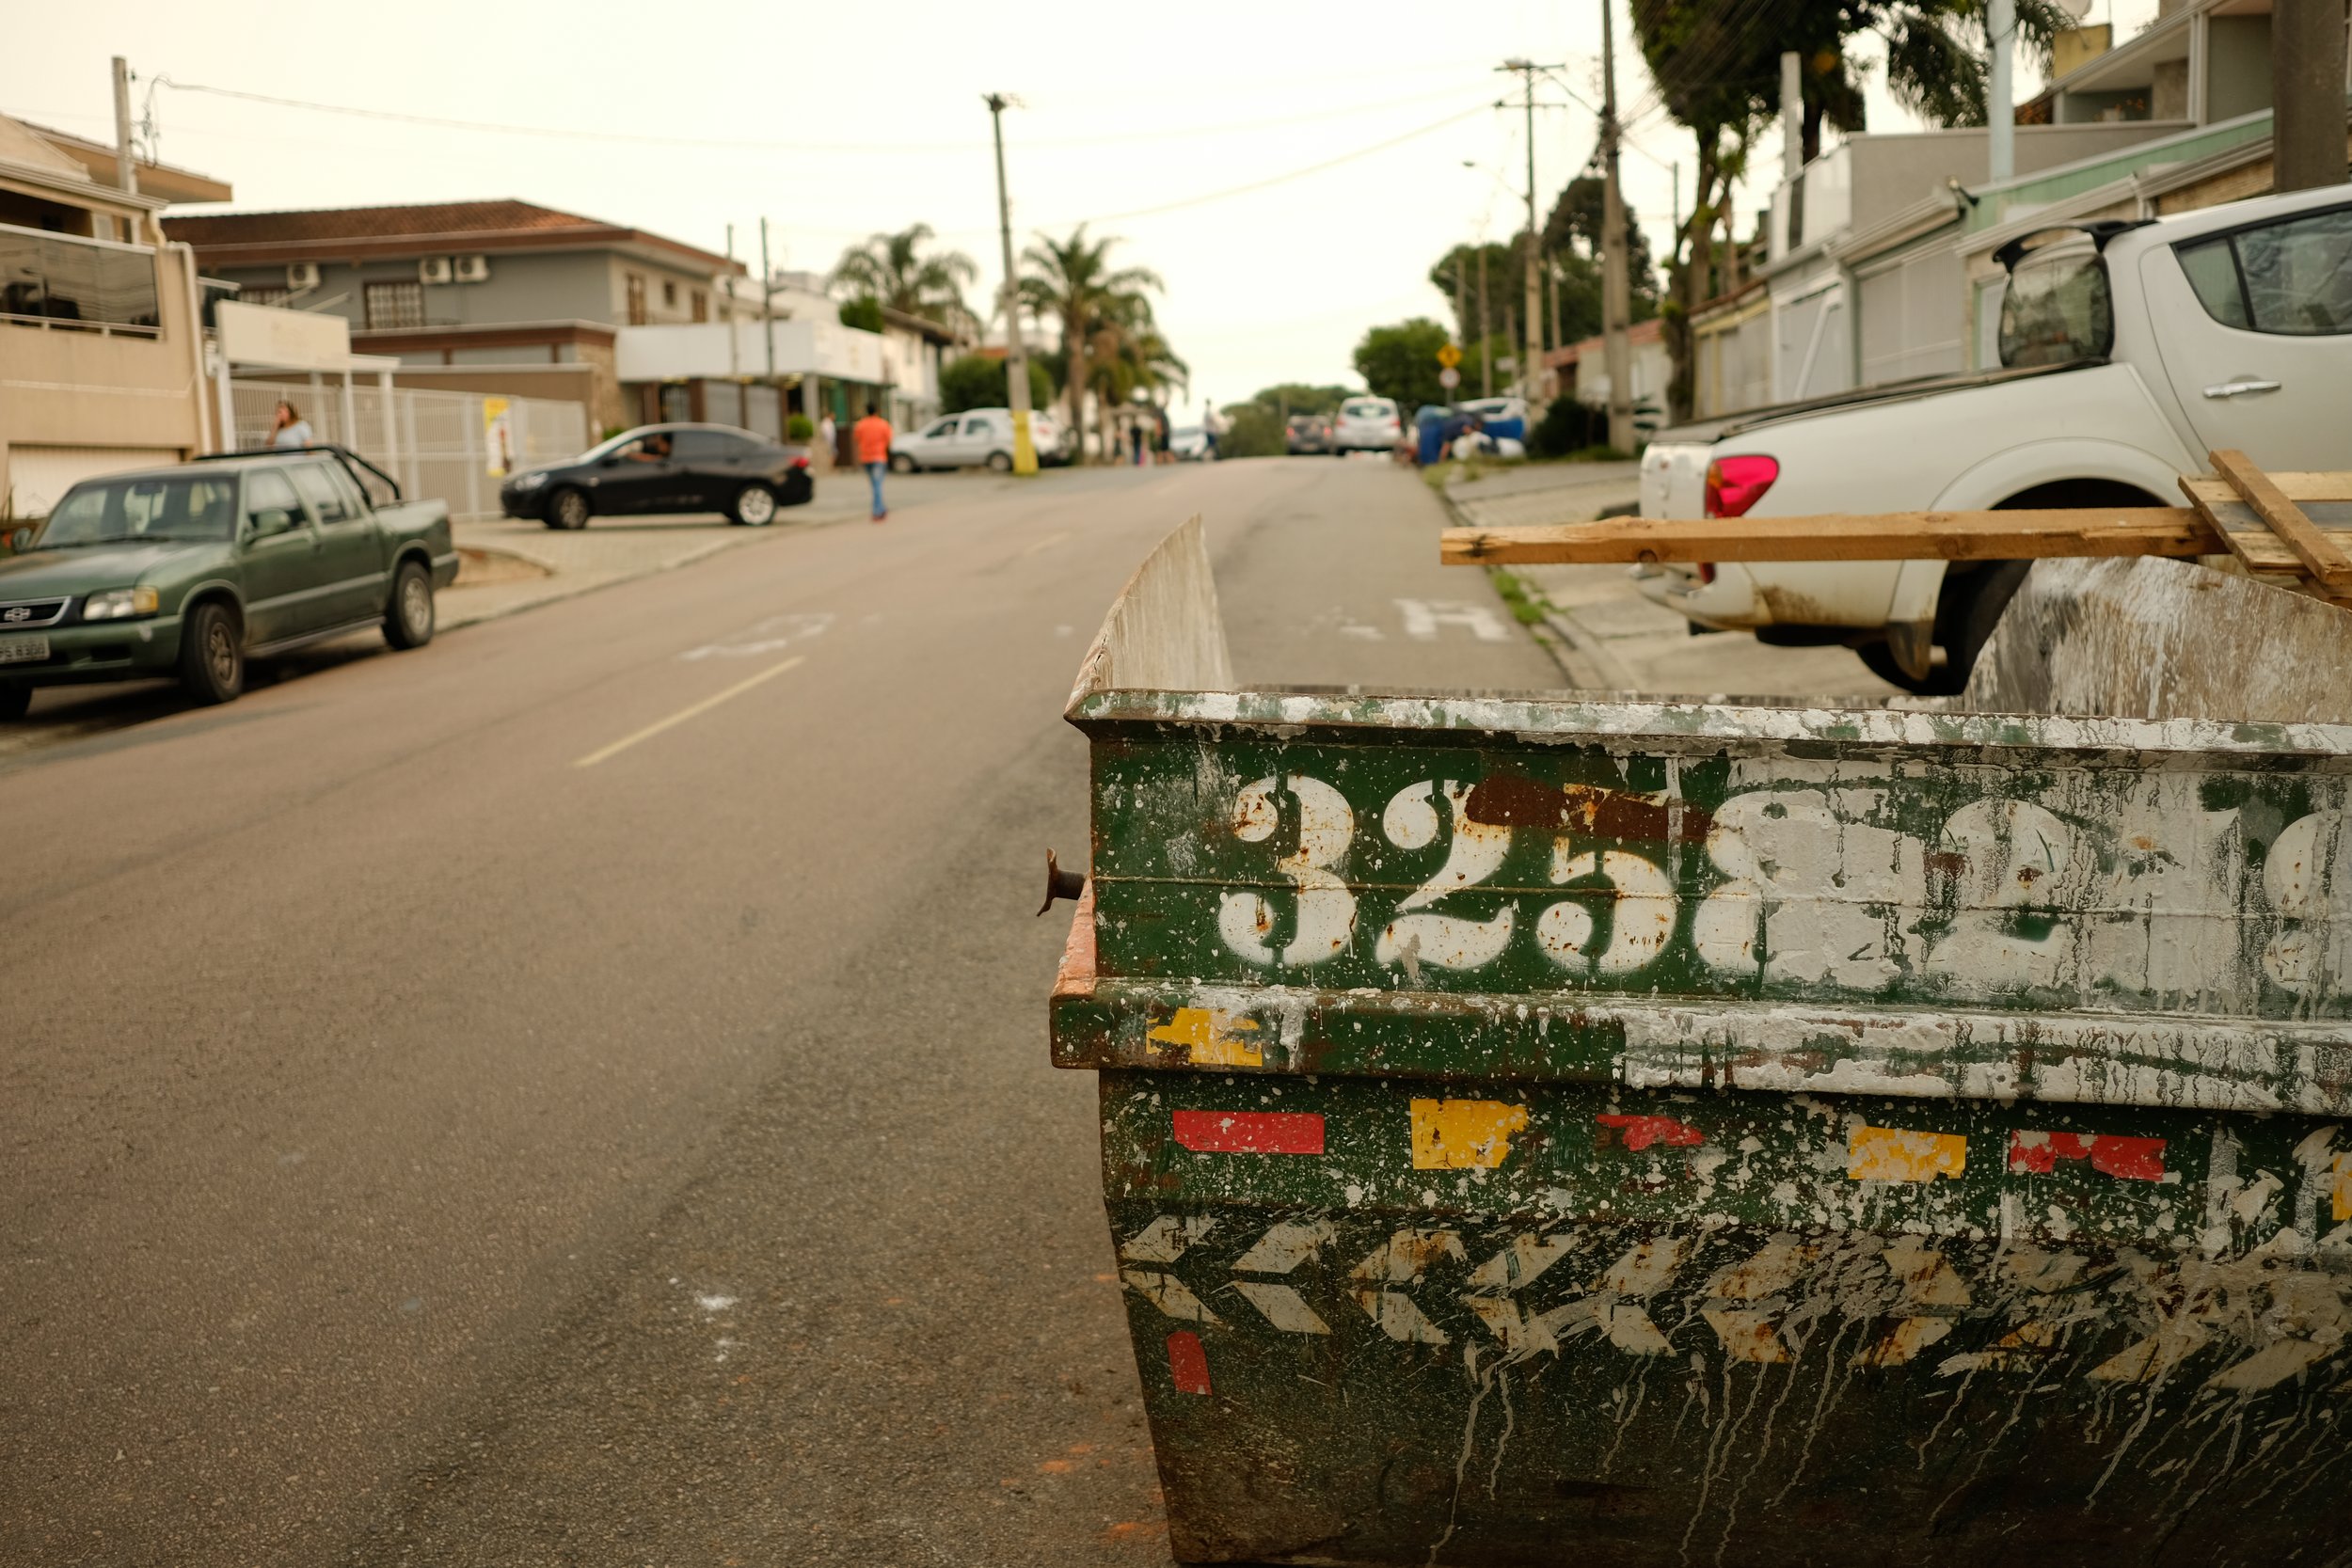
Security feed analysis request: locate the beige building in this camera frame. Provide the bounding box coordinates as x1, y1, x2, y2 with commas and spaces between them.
0, 113, 231, 520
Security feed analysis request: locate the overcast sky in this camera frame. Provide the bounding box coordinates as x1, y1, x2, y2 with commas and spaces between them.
9, 0, 2155, 422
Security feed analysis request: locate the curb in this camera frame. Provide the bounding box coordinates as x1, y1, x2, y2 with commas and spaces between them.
1435, 479, 1615, 691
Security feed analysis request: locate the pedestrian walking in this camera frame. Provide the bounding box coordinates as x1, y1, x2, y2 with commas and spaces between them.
269, 400, 313, 450
1154, 404, 1172, 466
817, 409, 837, 471
1131, 416, 1147, 467
852, 402, 894, 521
1200, 400, 1227, 461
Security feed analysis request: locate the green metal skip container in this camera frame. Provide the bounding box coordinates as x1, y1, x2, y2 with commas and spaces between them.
1048, 521, 2352, 1567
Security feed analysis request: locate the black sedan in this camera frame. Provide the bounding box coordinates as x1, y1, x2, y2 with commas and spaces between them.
500, 422, 815, 530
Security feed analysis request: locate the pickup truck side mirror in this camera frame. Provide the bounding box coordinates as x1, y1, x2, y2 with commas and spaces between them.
244, 509, 298, 540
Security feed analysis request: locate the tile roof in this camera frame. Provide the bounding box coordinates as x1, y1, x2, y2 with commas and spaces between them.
162, 198, 739, 274
165, 198, 611, 246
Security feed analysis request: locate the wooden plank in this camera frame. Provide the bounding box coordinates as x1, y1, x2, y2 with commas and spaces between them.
1441, 507, 2219, 567
2210, 449, 2352, 595
2272, 472, 2352, 504
2177, 479, 2305, 574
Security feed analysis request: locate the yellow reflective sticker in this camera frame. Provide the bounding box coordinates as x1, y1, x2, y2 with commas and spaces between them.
1848, 1125, 1968, 1182
1145, 1006, 1263, 1068
1409, 1098, 1531, 1170
2334, 1153, 2352, 1223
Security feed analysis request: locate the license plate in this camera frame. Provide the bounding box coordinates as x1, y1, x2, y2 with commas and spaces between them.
0, 635, 49, 664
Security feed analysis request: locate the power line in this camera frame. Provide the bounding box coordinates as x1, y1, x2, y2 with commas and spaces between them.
153, 76, 1496, 155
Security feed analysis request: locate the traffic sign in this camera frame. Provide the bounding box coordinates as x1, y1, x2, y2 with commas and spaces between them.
1437, 343, 1463, 369
1438, 367, 1462, 389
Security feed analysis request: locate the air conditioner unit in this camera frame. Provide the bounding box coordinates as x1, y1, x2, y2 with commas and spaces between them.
419, 256, 454, 285
453, 254, 490, 284
285, 261, 322, 291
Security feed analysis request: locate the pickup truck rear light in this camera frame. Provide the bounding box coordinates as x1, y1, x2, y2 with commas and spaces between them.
789, 455, 810, 469
1704, 454, 1777, 517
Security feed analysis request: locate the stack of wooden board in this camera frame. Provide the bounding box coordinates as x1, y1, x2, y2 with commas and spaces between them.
1440, 450, 2352, 606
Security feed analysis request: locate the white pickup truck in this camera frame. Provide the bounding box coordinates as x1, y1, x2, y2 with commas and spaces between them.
1635, 182, 2352, 691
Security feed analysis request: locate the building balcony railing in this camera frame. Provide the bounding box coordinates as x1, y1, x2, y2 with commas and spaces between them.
0, 221, 163, 338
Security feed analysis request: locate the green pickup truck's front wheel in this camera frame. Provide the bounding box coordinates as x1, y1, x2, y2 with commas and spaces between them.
179, 601, 244, 706
383, 561, 436, 650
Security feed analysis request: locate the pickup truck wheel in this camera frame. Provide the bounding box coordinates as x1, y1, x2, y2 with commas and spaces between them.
547, 487, 591, 531
179, 601, 244, 705
1857, 641, 1942, 693
383, 560, 436, 650
889, 453, 915, 474
0, 687, 28, 721
732, 483, 778, 527
986, 450, 1013, 473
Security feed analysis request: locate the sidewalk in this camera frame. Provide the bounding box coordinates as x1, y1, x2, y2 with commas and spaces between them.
440, 482, 873, 629
1439, 460, 1899, 700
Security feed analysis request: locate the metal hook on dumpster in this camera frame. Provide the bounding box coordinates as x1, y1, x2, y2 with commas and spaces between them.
1038, 849, 1087, 916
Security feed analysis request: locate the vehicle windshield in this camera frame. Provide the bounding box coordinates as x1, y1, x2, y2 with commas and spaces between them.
41, 475, 241, 546
1998, 246, 2113, 368
574, 429, 660, 465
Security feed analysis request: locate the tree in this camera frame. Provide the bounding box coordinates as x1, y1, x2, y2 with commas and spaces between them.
1353, 318, 1453, 411
1250, 384, 1354, 418
1544, 176, 1660, 322
838, 294, 884, 333
1020, 227, 1165, 463
830, 224, 979, 334
1633, 0, 2065, 419
939, 354, 1054, 416
1219, 403, 1287, 459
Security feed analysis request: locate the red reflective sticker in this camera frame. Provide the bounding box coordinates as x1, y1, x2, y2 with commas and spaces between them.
2009, 1131, 2167, 1181
1596, 1114, 1706, 1151
1167, 1330, 1211, 1395
1171, 1110, 1326, 1155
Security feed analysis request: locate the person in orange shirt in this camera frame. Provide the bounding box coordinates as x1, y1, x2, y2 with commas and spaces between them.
851, 403, 895, 521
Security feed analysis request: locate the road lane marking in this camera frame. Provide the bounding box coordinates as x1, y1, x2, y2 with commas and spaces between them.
572, 656, 805, 769
1023, 531, 1072, 556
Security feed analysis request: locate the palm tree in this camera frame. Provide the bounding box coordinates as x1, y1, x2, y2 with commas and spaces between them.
1019, 227, 1164, 463
830, 224, 980, 334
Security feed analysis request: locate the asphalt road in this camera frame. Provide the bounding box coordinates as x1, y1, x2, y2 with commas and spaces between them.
1, 454, 1561, 1567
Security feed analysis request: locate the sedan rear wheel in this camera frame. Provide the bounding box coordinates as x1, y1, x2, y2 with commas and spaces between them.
733, 483, 779, 527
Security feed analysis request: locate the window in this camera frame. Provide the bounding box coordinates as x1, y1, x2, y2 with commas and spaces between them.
42, 476, 239, 546
626, 273, 648, 326
0, 229, 160, 332
962, 415, 998, 435
923, 418, 958, 438
671, 431, 747, 462
289, 462, 361, 524
241, 285, 290, 308
245, 469, 307, 535
1997, 249, 2112, 368
363, 280, 423, 329
2176, 207, 2352, 336
661, 279, 677, 308
691, 289, 707, 324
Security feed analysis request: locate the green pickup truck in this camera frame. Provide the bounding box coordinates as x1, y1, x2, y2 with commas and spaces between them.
0, 448, 457, 716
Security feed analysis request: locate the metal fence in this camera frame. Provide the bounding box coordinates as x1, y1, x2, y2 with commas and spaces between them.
230, 382, 589, 523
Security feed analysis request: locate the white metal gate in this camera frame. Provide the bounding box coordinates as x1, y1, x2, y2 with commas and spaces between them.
229, 382, 588, 523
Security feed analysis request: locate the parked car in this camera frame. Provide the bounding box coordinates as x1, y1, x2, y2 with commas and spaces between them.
1285, 415, 1331, 455
1329, 395, 1403, 455
889, 407, 1069, 472
1169, 426, 1211, 461
501, 422, 813, 530
1634, 183, 2352, 691
0, 447, 454, 715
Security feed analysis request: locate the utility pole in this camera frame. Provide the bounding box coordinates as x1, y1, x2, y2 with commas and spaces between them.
2274, 0, 2351, 191
1499, 59, 1558, 404
724, 224, 739, 379
1452, 252, 1468, 356
111, 56, 138, 197
1987, 0, 2016, 183
759, 218, 776, 384
1477, 244, 1492, 397
984, 92, 1039, 476
1598, 8, 1633, 453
